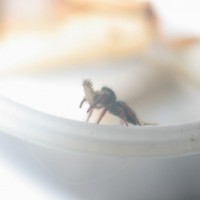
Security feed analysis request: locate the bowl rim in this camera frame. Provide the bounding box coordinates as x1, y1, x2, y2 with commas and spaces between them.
1, 95, 200, 157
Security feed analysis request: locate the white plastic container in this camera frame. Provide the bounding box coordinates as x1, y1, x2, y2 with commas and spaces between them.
1, 94, 200, 200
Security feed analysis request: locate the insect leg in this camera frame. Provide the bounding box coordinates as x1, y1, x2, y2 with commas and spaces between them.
79, 97, 86, 108
86, 108, 94, 122
118, 107, 129, 126
97, 108, 108, 124
87, 104, 94, 113
117, 101, 142, 126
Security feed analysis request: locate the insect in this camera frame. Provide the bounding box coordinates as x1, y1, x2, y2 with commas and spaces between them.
79, 79, 146, 126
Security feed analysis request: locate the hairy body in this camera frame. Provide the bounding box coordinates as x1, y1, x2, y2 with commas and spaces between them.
80, 80, 143, 126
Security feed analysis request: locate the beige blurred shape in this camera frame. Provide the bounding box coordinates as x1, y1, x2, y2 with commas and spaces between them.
0, 0, 200, 89
0, 0, 159, 74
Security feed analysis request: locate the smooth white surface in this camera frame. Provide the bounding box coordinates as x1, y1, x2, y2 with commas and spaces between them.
0, 102, 200, 200
1, 93, 200, 157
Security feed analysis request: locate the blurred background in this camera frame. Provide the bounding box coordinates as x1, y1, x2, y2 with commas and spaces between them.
0, 0, 200, 199
0, 0, 200, 124
0, 0, 199, 125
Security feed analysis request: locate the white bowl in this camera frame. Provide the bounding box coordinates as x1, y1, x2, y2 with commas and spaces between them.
1, 93, 200, 200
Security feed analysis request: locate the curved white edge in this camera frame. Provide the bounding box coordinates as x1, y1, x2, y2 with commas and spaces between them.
0, 95, 200, 157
